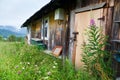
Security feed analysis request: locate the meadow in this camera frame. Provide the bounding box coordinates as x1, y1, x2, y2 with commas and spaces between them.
0, 42, 95, 80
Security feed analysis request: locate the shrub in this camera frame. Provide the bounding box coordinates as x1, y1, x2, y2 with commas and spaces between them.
16, 37, 24, 42
7, 35, 16, 42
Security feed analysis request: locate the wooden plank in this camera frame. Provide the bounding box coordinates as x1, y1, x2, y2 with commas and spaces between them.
111, 40, 120, 43
75, 2, 106, 13
114, 21, 120, 23
69, 10, 76, 65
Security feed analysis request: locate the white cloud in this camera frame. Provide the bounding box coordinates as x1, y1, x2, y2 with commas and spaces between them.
0, 0, 50, 29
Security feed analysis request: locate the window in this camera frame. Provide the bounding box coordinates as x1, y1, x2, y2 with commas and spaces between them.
44, 20, 48, 37
41, 18, 49, 40
44, 27, 47, 37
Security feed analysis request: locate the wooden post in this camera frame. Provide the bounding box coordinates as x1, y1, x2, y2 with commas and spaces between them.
62, 21, 67, 67
42, 17, 45, 44
69, 10, 76, 65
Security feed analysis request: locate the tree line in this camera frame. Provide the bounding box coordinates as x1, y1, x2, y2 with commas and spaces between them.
0, 35, 24, 42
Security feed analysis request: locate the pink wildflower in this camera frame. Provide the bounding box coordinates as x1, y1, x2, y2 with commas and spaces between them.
90, 19, 95, 26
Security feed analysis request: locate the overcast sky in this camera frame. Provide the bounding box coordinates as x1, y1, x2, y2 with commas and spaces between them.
0, 0, 50, 29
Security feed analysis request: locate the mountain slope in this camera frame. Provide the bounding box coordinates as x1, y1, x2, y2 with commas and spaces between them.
0, 25, 27, 38
0, 25, 27, 34
0, 29, 26, 38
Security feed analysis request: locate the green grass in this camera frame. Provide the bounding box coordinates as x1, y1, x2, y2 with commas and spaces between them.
0, 42, 62, 80
0, 41, 97, 80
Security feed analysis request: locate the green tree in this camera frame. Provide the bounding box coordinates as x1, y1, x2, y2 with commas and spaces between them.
0, 35, 3, 41
8, 35, 16, 42
16, 37, 23, 42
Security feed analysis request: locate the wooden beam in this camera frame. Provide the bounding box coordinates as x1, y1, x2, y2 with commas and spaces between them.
75, 2, 106, 13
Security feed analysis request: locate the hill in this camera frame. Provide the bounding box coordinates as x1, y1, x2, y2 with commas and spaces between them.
0, 25, 27, 38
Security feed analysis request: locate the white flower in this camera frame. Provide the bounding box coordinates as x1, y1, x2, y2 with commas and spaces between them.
27, 62, 30, 65
44, 76, 49, 79
22, 67, 25, 70
35, 65, 38, 67
38, 71, 41, 74
55, 63, 58, 65
53, 61, 58, 65
47, 71, 51, 75
53, 66, 56, 68
20, 62, 22, 64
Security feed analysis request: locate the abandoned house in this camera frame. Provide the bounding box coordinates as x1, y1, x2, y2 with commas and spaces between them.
21, 0, 120, 77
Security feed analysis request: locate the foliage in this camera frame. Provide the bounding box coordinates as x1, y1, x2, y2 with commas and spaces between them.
16, 37, 24, 42
57, 59, 97, 80
82, 20, 113, 80
0, 35, 3, 41
7, 35, 17, 42
7, 35, 24, 42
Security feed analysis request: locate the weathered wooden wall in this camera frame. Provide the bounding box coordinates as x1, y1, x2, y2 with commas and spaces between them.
69, 0, 115, 69
111, 0, 120, 77
48, 11, 68, 50
76, 0, 114, 37
112, 0, 120, 40
71, 0, 120, 77
30, 19, 42, 38
35, 20, 41, 32
28, 8, 68, 50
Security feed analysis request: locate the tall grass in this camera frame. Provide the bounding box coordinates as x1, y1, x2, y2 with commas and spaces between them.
0, 42, 61, 80
0, 41, 98, 80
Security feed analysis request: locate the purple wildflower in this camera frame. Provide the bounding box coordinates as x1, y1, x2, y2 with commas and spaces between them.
15, 65, 19, 69
90, 19, 95, 26
17, 70, 22, 75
